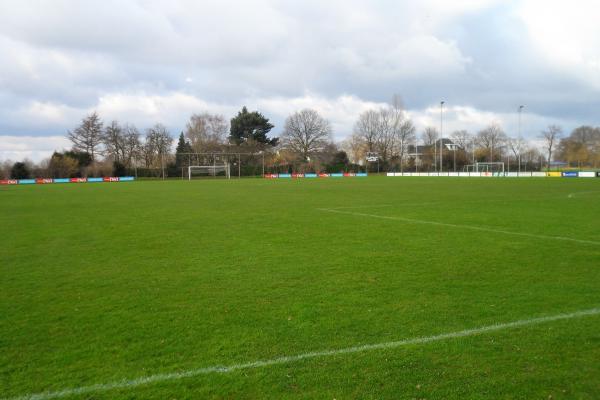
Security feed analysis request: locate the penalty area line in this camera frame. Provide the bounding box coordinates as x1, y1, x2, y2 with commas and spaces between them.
317, 208, 600, 246
4, 308, 600, 400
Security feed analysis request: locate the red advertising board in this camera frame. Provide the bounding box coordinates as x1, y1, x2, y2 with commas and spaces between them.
318, 173, 329, 177
343, 173, 355, 177
103, 177, 119, 182
70, 178, 87, 183
35, 178, 53, 184
264, 174, 278, 179
292, 173, 304, 178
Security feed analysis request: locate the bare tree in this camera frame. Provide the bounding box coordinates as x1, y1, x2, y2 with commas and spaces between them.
1, 159, 13, 179
185, 112, 228, 153
67, 111, 104, 160
123, 124, 141, 168
353, 109, 380, 152
540, 125, 562, 169
477, 123, 506, 162
280, 109, 332, 161
556, 125, 600, 168
103, 120, 125, 162
341, 133, 367, 165
422, 127, 438, 146
450, 130, 472, 149
48, 152, 79, 178
146, 124, 174, 178
377, 107, 398, 162
394, 120, 416, 171
507, 136, 527, 171
420, 127, 438, 170
354, 97, 413, 166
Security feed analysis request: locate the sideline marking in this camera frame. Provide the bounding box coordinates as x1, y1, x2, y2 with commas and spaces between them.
4, 308, 600, 400
317, 208, 600, 246
323, 204, 393, 210
567, 190, 600, 199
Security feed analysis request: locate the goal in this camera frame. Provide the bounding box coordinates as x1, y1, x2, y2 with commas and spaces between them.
464, 162, 505, 173
188, 165, 230, 180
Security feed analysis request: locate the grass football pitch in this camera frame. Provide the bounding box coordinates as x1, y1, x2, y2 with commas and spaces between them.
1, 177, 600, 399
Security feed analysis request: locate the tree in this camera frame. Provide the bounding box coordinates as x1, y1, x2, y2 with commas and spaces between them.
0, 160, 12, 179
341, 133, 367, 166
387, 95, 414, 169
185, 112, 229, 153
540, 125, 562, 169
112, 161, 126, 176
48, 152, 79, 178
146, 124, 173, 161
103, 120, 125, 162
556, 125, 600, 168
10, 162, 30, 179
394, 120, 416, 171
67, 112, 104, 160
450, 130, 472, 149
280, 109, 332, 161
175, 132, 194, 169
229, 106, 277, 146
145, 124, 174, 177
507, 136, 527, 171
327, 151, 350, 172
477, 123, 506, 162
123, 124, 141, 168
420, 127, 439, 171
422, 127, 438, 146
64, 150, 92, 169
353, 98, 414, 168
354, 109, 380, 153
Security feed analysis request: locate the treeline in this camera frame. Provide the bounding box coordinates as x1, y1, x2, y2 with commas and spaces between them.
2, 98, 600, 179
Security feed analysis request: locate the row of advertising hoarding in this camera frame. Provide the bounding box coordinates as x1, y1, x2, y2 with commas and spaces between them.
0, 176, 135, 185
264, 173, 368, 178
386, 171, 600, 178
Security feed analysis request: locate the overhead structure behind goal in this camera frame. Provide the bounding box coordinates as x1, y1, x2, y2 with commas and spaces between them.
188, 165, 230, 180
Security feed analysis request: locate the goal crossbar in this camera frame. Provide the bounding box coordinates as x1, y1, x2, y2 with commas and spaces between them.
188, 165, 230, 180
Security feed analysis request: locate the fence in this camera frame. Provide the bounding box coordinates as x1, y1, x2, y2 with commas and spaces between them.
386, 171, 599, 178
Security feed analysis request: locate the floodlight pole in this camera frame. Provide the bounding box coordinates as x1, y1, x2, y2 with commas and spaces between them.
453, 145, 456, 172
415, 139, 419, 173
518, 105, 524, 173
439, 101, 443, 173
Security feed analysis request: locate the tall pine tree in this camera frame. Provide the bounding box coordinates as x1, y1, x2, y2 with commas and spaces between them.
175, 132, 193, 169
229, 106, 277, 146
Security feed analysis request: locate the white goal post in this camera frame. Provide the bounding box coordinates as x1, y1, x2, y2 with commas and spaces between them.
188, 165, 231, 180
464, 162, 505, 173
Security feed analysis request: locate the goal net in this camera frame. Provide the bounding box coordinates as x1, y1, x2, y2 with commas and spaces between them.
188, 165, 230, 180
464, 162, 505, 173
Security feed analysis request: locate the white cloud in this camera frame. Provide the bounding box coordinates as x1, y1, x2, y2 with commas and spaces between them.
0, 0, 599, 157
0, 136, 71, 162
517, 0, 600, 87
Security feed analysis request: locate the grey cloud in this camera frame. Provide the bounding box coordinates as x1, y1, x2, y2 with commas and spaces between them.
0, 0, 598, 144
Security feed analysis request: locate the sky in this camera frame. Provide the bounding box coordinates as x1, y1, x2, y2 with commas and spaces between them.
1, 0, 599, 161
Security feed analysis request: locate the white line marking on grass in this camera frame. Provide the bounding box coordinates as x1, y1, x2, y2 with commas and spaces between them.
4, 308, 600, 400
567, 190, 600, 199
317, 208, 600, 246
323, 204, 393, 210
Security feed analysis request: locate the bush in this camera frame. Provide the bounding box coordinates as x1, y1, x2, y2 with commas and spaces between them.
113, 161, 127, 177
10, 162, 30, 179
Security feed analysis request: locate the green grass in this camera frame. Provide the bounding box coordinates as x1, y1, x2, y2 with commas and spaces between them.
1, 177, 600, 399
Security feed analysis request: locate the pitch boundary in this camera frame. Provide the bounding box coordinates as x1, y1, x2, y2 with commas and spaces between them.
317, 208, 600, 246
4, 308, 600, 400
